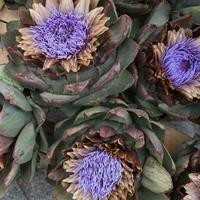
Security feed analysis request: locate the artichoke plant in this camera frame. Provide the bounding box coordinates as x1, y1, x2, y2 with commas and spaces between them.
172, 138, 200, 200
47, 99, 175, 200
2, 0, 138, 121
127, 3, 200, 137
0, 64, 48, 197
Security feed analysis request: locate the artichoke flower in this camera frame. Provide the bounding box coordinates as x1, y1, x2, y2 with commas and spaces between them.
129, 16, 200, 136
172, 138, 200, 200
18, 0, 109, 72
47, 99, 174, 200
2, 0, 138, 118
0, 65, 48, 197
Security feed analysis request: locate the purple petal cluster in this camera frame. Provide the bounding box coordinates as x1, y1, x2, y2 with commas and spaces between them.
161, 38, 200, 88
30, 11, 90, 59
77, 150, 123, 200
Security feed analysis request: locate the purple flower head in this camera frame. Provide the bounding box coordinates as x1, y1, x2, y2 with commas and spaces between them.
161, 38, 200, 88
30, 11, 90, 59
77, 150, 123, 200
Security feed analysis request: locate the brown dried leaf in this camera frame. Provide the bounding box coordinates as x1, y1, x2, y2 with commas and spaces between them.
183, 173, 200, 200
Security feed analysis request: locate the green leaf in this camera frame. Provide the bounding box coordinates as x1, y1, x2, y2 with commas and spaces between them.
13, 121, 36, 164
138, 187, 169, 200
4, 162, 20, 187
6, 21, 20, 32
0, 103, 32, 137
40, 92, 79, 106
116, 3, 151, 17
74, 106, 109, 124
158, 102, 200, 118
142, 127, 164, 163
126, 125, 145, 148
63, 79, 90, 95
0, 64, 23, 91
53, 185, 72, 200
181, 6, 200, 24
74, 70, 134, 106
62, 123, 91, 140
142, 157, 173, 193
136, 97, 163, 118
21, 148, 38, 183
0, 80, 32, 111
2, 30, 19, 48
163, 145, 176, 176
117, 38, 139, 72
98, 15, 132, 63
66, 53, 116, 83
135, 24, 157, 45
145, 0, 170, 26
105, 107, 132, 126
28, 97, 46, 131
60, 104, 81, 119
91, 62, 121, 92
38, 128, 48, 153
5, 62, 49, 91
99, 0, 118, 24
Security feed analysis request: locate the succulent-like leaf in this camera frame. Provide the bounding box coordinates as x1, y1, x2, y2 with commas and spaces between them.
74, 70, 134, 106
40, 92, 80, 106
163, 145, 176, 176
138, 187, 170, 200
0, 103, 32, 137
98, 15, 132, 62
105, 107, 132, 126
142, 157, 173, 193
142, 127, 164, 162
4, 162, 20, 187
13, 121, 36, 164
126, 126, 145, 148
0, 80, 32, 111
5, 62, 49, 91
74, 106, 109, 124
20, 148, 38, 183
181, 6, 200, 24
145, 0, 170, 26
0, 134, 13, 155
117, 38, 139, 71
53, 185, 73, 200
116, 2, 151, 17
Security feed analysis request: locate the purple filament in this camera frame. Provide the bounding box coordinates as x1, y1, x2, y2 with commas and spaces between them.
30, 11, 90, 59
77, 150, 123, 200
161, 38, 200, 88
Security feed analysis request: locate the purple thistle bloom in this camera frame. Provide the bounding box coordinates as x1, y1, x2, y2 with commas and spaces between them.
77, 150, 123, 200
161, 38, 200, 88
30, 11, 90, 59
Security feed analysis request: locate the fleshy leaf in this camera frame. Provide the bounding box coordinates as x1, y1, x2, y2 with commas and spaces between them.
138, 187, 169, 200
142, 157, 173, 193
145, 0, 170, 26
0, 80, 32, 111
142, 128, 164, 162
0, 103, 32, 137
116, 2, 151, 17
74, 106, 109, 124
74, 70, 134, 106
40, 92, 79, 106
13, 121, 36, 164
20, 148, 38, 183
4, 162, 20, 187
